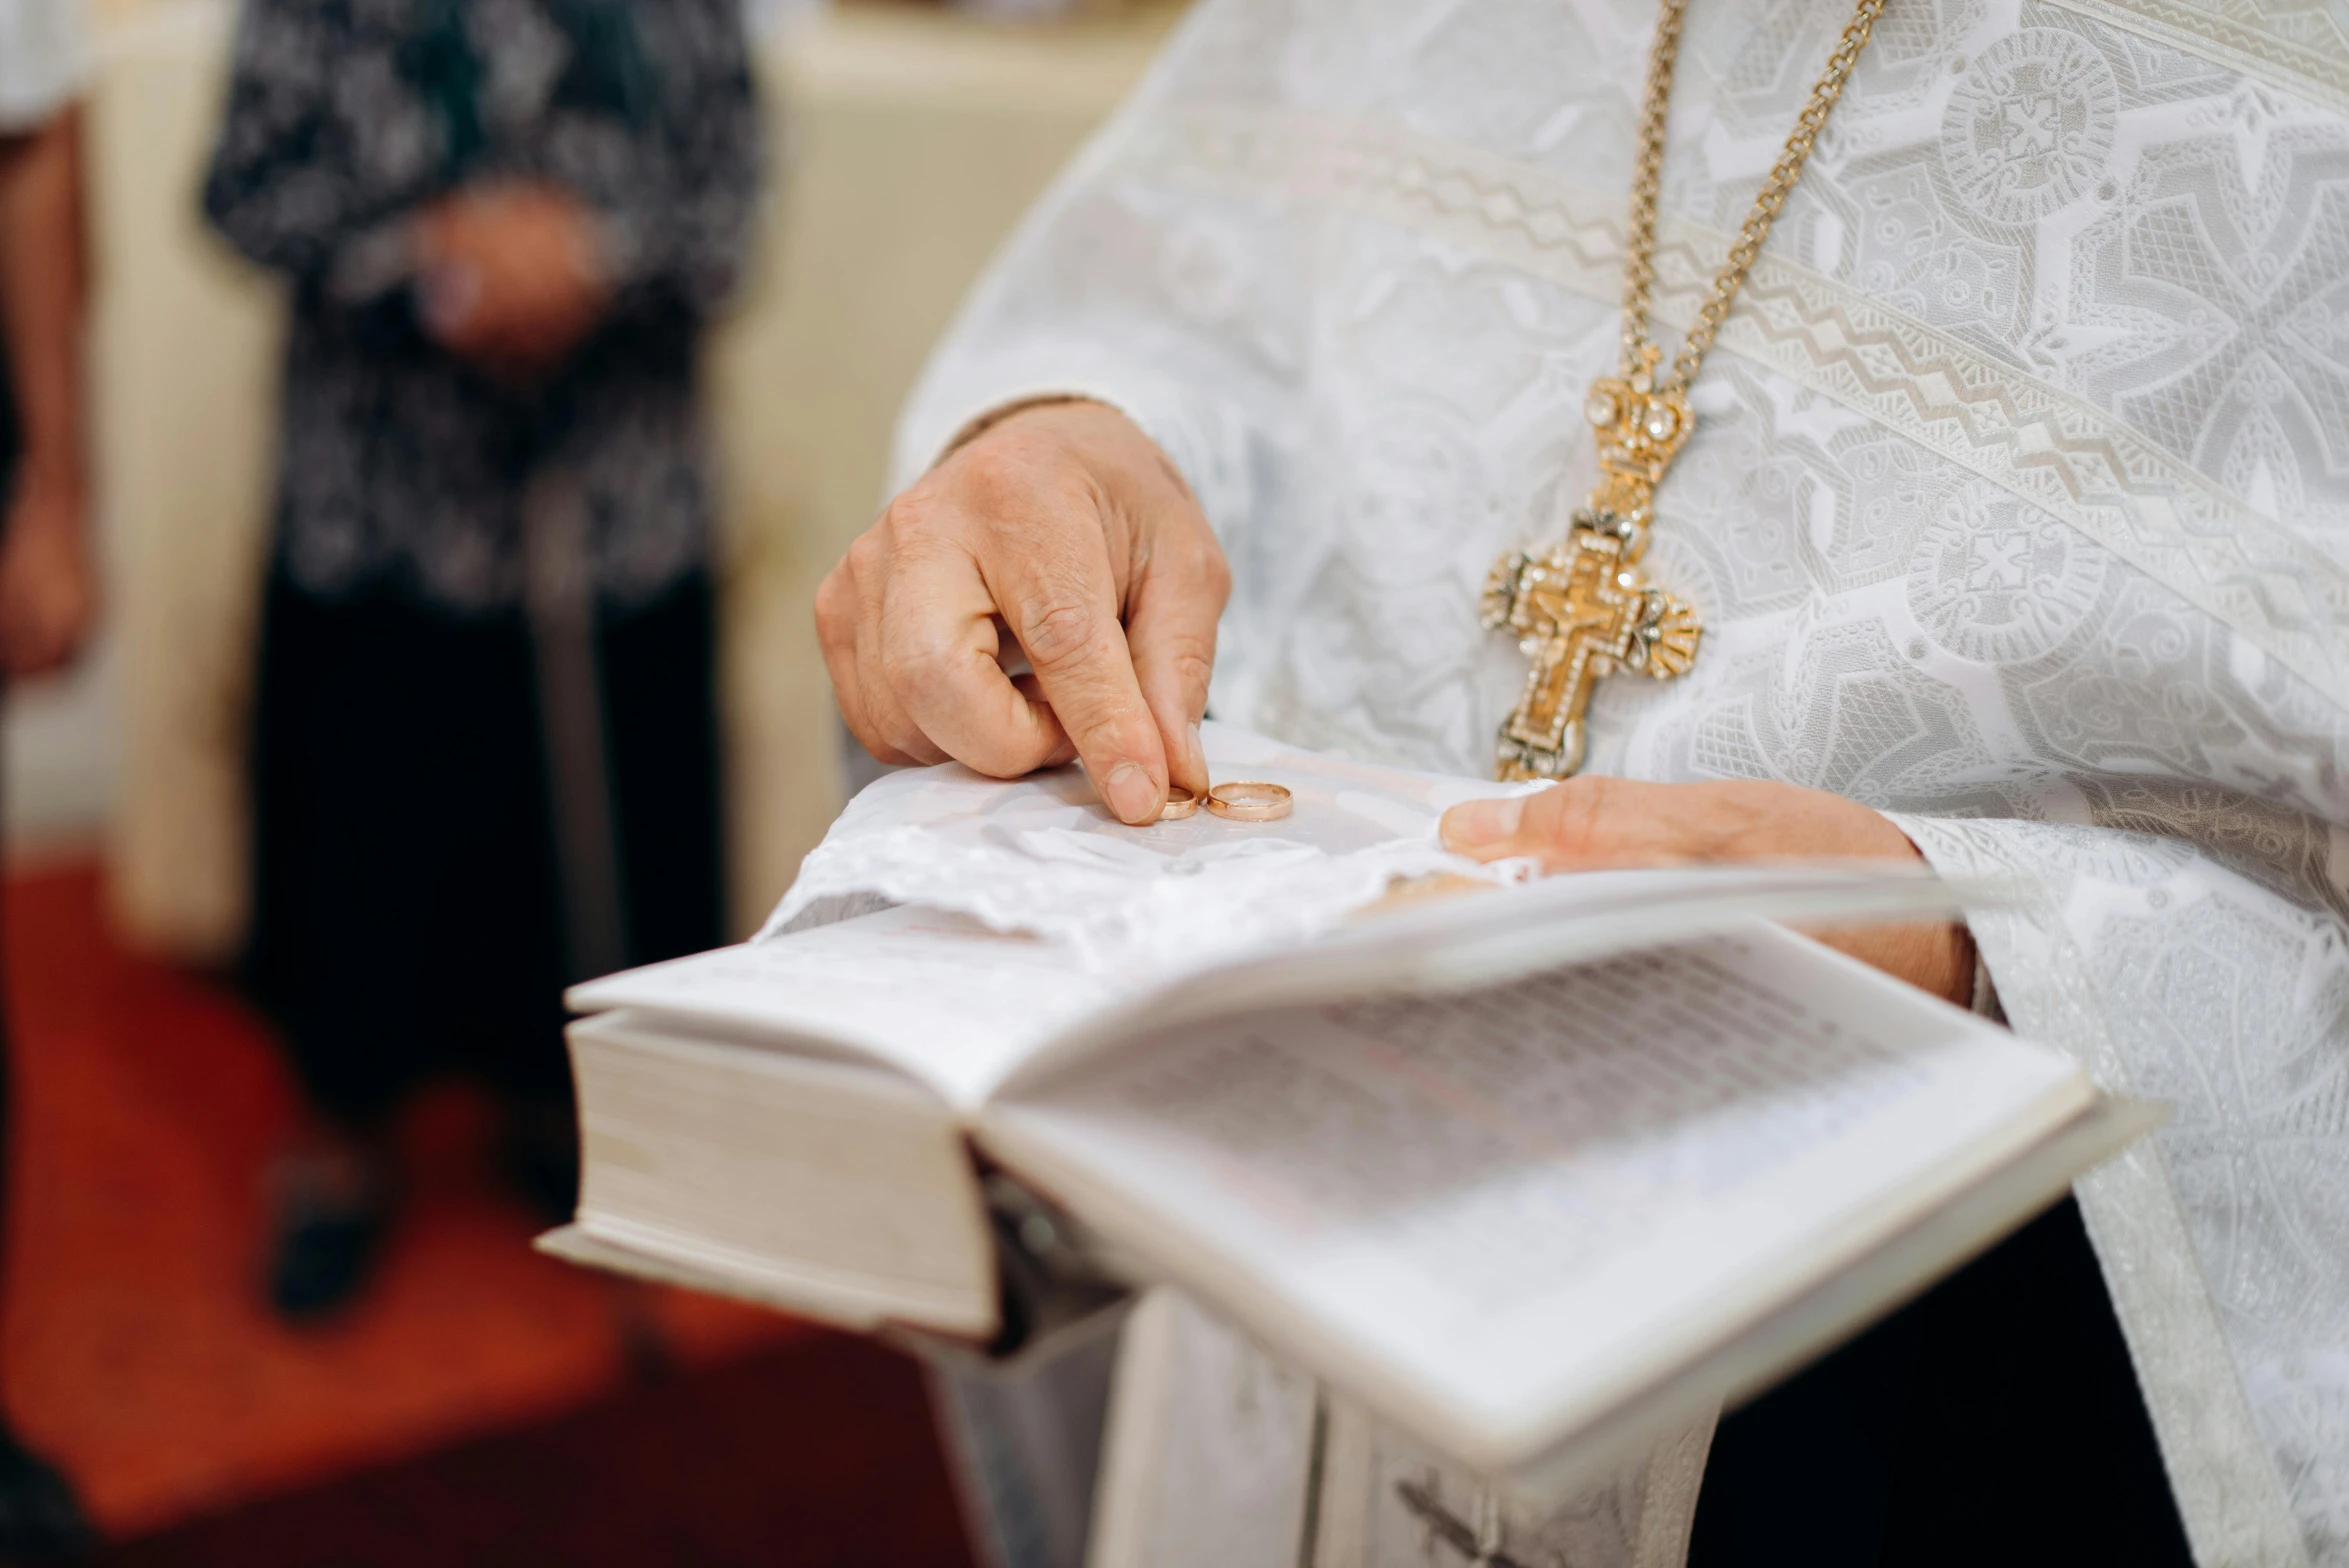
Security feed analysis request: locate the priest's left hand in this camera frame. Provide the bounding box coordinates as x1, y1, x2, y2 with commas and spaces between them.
1440, 778, 1975, 1007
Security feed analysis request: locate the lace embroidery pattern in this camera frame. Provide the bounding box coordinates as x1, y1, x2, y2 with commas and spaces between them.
1892, 812, 2322, 1567
2034, 0, 2349, 117
1114, 106, 2349, 715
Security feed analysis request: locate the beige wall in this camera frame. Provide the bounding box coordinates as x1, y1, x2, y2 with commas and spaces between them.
708, 7, 1176, 938
89, 1, 1176, 960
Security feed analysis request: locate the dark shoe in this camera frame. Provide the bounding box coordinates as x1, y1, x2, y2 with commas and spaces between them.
0, 1427, 95, 1563
268, 1176, 391, 1325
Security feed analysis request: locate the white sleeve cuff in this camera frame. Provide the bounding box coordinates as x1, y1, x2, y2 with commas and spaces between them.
0, 0, 91, 134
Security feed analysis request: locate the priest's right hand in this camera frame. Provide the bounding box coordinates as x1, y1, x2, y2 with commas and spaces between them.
817, 400, 1227, 825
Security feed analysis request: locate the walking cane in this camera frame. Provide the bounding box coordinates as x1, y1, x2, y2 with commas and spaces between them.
521, 456, 629, 986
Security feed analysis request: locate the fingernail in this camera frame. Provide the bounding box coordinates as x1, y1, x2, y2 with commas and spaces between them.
1443, 795, 1525, 851
1186, 721, 1206, 782
1105, 763, 1160, 824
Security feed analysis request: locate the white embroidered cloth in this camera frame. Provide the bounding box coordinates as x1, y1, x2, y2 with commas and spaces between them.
767, 722, 1540, 972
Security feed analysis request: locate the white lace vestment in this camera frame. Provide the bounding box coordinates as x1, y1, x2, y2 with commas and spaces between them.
893, 2, 2349, 1563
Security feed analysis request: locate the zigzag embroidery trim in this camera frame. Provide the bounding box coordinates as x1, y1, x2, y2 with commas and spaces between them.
1117, 107, 2349, 715
2032, 0, 2349, 119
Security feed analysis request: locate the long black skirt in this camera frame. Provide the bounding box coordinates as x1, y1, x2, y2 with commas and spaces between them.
244, 571, 725, 1126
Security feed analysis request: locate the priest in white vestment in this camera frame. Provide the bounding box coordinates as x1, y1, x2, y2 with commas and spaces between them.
816, 1, 2349, 1563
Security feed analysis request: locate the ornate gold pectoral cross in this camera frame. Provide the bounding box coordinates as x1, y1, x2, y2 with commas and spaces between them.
1483, 354, 1704, 781
1470, 0, 1882, 780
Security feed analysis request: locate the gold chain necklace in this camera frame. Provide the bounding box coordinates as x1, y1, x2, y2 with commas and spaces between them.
1481, 0, 1887, 781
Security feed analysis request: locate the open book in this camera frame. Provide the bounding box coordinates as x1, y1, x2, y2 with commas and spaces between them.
544, 725, 2150, 1499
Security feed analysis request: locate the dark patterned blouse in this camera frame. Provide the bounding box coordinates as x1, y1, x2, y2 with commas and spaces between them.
203, 0, 765, 615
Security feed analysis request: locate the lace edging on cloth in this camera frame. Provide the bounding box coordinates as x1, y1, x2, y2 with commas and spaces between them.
767, 822, 1495, 973
758, 738, 1539, 974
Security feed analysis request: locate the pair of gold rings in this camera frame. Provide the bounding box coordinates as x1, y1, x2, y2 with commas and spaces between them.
1159, 781, 1293, 823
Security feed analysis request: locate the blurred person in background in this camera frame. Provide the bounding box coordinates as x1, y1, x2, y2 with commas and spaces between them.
0, 0, 99, 1554
203, 0, 763, 1322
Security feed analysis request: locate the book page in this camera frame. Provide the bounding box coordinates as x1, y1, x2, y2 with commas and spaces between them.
567, 1014, 999, 1333
567, 906, 1126, 1111
981, 925, 2091, 1466
996, 860, 1977, 1096
574, 860, 1984, 1116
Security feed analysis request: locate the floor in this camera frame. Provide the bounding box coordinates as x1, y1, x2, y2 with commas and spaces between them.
91, 1334, 975, 1568
2, 861, 972, 1561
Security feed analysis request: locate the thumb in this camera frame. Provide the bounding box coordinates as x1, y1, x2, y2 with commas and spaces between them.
1440, 792, 1533, 858
1440, 778, 1615, 866
1443, 777, 1708, 870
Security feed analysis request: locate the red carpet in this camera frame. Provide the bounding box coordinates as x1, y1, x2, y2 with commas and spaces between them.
1, 861, 969, 1561
91, 1334, 976, 1568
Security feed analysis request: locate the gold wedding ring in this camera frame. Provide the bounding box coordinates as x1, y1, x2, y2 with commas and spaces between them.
1158, 786, 1200, 821
1206, 781, 1293, 822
